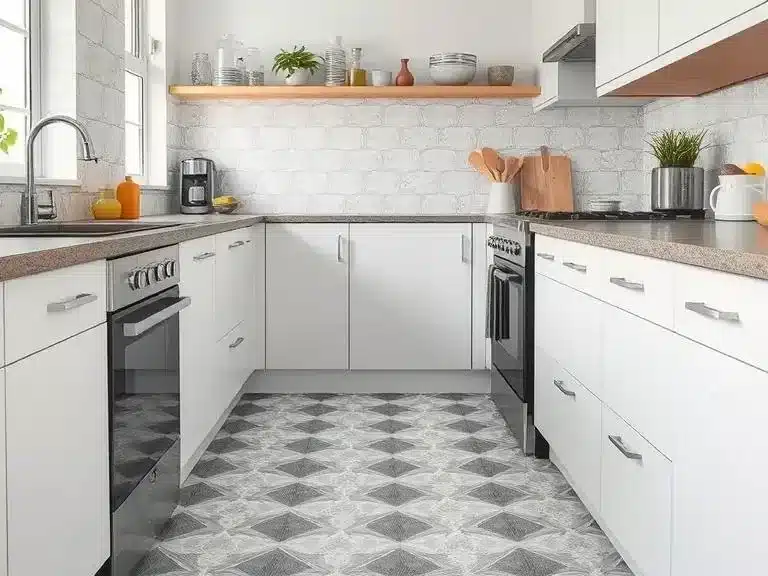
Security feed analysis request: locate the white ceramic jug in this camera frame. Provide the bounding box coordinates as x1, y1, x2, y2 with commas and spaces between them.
709, 175, 766, 221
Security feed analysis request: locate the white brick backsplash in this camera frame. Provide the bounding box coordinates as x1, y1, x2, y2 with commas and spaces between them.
439, 127, 477, 151
347, 105, 384, 126
273, 105, 312, 127
307, 194, 346, 213
293, 127, 328, 150
381, 149, 421, 171
421, 149, 458, 171
385, 105, 421, 127
294, 172, 329, 196
309, 149, 347, 171
601, 108, 642, 127
401, 172, 440, 195
365, 172, 400, 195
421, 194, 458, 214
259, 172, 293, 195
329, 172, 364, 195
566, 107, 601, 127
344, 150, 382, 172
366, 127, 400, 149
478, 127, 515, 151
422, 105, 459, 127
328, 127, 364, 150
310, 105, 348, 126
102, 11, 123, 56
515, 126, 550, 149
549, 127, 585, 149
496, 104, 535, 127
576, 171, 621, 196
459, 105, 496, 127
531, 108, 566, 127
620, 127, 645, 149
258, 127, 292, 149
401, 127, 439, 148
440, 171, 482, 195
588, 127, 621, 151
601, 149, 642, 171
77, 0, 104, 44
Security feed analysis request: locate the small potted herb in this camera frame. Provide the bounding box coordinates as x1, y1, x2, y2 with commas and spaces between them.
272, 46, 322, 86
648, 129, 707, 212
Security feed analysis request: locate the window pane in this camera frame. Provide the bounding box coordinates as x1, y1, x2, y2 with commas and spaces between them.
125, 123, 143, 176
125, 72, 143, 125
124, 0, 138, 57
0, 27, 26, 108
0, 109, 27, 169
0, 0, 25, 29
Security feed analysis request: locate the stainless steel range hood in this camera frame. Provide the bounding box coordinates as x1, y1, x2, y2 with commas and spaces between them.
542, 23, 596, 63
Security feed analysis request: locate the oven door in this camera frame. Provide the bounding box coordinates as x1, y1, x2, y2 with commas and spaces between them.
109, 286, 189, 576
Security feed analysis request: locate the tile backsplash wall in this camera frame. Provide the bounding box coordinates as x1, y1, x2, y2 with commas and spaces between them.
171, 99, 644, 214
644, 77, 768, 201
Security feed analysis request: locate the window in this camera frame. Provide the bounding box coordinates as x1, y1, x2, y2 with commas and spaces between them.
125, 0, 147, 179
0, 0, 36, 177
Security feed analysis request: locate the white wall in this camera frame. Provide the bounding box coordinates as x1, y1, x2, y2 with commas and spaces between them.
166, 0, 536, 85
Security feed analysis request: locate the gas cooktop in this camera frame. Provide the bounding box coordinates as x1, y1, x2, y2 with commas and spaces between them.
517, 210, 706, 221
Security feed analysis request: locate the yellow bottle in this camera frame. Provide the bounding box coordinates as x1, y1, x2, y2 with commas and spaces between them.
91, 189, 122, 220
116, 176, 141, 219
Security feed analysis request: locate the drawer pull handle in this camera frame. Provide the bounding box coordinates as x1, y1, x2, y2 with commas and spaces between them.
193, 252, 215, 262
229, 240, 246, 249
337, 234, 344, 263
562, 261, 587, 273
229, 337, 245, 349
685, 301, 740, 323
553, 379, 576, 398
610, 277, 645, 292
608, 435, 643, 461
536, 252, 555, 261
47, 293, 98, 313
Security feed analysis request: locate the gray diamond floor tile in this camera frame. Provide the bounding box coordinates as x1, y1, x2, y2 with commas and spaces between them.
442, 403, 479, 416
231, 403, 267, 417
300, 403, 337, 417
179, 483, 225, 507
490, 549, 566, 576
454, 437, 498, 454
367, 511, 431, 542
369, 458, 420, 478
370, 393, 407, 401
445, 420, 488, 434
370, 419, 413, 434
191, 457, 238, 479
137, 437, 175, 456
366, 549, 439, 576
467, 483, 527, 506
235, 549, 311, 576
304, 393, 337, 401
285, 437, 332, 454
435, 393, 474, 401
252, 512, 320, 542
267, 483, 323, 507
369, 438, 415, 454
133, 549, 186, 576
479, 512, 544, 541
221, 419, 258, 434
369, 403, 412, 417
368, 483, 425, 506
460, 457, 511, 477
293, 419, 335, 434
276, 458, 329, 478
207, 436, 250, 455
161, 512, 207, 540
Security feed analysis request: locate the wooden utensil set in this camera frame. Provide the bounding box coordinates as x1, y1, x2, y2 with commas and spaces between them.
468, 148, 523, 183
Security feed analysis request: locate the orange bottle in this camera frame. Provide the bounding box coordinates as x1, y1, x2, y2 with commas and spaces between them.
116, 176, 141, 219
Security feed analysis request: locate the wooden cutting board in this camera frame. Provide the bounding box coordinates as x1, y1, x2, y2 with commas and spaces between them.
521, 147, 574, 212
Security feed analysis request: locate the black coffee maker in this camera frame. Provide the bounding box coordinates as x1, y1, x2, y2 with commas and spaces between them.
180, 158, 216, 214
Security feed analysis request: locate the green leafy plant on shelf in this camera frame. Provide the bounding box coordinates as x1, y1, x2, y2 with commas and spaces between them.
0, 89, 19, 154
647, 128, 707, 168
272, 46, 323, 78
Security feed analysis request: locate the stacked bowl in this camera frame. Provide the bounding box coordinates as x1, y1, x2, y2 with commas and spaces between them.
214, 67, 244, 86
429, 53, 477, 86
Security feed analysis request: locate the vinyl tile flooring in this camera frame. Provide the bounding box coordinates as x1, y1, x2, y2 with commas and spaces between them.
136, 393, 632, 576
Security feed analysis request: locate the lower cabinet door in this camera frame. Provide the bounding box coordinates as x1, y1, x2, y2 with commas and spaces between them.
535, 347, 601, 511
6, 325, 110, 576
601, 405, 671, 576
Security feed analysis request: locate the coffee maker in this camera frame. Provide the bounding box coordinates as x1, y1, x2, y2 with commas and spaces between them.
180, 158, 216, 214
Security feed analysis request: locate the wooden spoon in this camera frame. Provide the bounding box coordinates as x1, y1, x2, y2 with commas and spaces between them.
504, 156, 524, 182
468, 150, 493, 181
481, 147, 503, 182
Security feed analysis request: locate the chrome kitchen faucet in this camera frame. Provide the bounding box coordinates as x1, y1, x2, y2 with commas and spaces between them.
24, 115, 98, 225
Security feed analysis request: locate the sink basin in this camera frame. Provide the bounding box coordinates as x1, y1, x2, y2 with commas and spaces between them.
0, 222, 184, 237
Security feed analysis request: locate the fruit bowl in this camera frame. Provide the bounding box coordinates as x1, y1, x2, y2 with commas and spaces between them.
213, 201, 240, 215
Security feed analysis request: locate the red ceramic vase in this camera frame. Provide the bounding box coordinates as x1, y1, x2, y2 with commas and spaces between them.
396, 59, 414, 86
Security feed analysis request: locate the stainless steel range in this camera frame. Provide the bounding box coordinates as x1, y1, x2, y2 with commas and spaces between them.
107, 246, 190, 576
487, 220, 549, 458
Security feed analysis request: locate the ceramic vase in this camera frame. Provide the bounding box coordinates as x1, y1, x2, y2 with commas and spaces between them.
285, 69, 311, 86
396, 59, 414, 86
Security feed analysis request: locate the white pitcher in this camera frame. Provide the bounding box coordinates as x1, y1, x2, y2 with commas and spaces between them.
709, 175, 766, 221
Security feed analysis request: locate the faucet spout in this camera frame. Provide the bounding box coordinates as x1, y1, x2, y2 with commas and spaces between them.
24, 115, 99, 225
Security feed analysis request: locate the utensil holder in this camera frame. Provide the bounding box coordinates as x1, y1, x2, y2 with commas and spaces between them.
487, 182, 519, 214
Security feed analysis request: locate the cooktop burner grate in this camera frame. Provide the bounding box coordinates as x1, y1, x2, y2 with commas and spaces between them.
517, 210, 706, 221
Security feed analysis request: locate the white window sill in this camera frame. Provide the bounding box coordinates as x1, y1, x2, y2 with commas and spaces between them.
0, 176, 82, 187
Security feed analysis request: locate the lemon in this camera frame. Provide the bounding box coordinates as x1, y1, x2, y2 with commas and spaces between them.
213, 196, 237, 206
742, 162, 766, 176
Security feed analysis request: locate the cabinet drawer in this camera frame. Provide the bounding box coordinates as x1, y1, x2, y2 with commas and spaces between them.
534, 235, 601, 293
220, 321, 253, 391
5, 260, 106, 364
599, 248, 674, 328
602, 405, 671, 576
535, 348, 601, 512
215, 228, 253, 339
673, 263, 768, 372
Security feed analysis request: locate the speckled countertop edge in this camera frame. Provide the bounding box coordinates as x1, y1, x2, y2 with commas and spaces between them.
528, 221, 768, 281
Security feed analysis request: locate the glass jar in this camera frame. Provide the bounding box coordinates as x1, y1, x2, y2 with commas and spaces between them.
348, 47, 366, 86
190, 53, 212, 85
216, 34, 237, 70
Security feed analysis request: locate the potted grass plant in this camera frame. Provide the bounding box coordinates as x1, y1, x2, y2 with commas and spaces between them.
648, 129, 707, 212
272, 46, 322, 86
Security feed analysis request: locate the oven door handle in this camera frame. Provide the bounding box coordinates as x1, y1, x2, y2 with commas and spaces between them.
493, 269, 523, 284
486, 265, 497, 339
123, 296, 191, 337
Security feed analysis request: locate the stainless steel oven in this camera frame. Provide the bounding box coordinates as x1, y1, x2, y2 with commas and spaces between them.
108, 245, 189, 576
487, 223, 548, 458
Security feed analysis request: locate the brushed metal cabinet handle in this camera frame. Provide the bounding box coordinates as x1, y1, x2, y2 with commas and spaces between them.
337, 234, 344, 262
553, 379, 576, 398
608, 435, 643, 460
610, 277, 645, 292
193, 252, 215, 262
229, 240, 246, 249
536, 252, 555, 261
460, 234, 467, 263
47, 293, 98, 313
685, 301, 740, 323
229, 337, 245, 349
562, 261, 587, 273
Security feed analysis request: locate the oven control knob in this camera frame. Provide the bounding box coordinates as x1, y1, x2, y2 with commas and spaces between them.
165, 260, 176, 278
154, 263, 167, 282
512, 242, 522, 255
130, 268, 150, 290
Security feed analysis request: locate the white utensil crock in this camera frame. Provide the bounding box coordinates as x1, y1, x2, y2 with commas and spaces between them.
487, 182, 519, 214
709, 175, 766, 221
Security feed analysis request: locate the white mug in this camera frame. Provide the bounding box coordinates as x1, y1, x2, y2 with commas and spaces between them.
709, 175, 766, 221
371, 70, 392, 86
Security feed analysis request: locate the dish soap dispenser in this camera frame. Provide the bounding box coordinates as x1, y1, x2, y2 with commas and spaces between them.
116, 176, 141, 219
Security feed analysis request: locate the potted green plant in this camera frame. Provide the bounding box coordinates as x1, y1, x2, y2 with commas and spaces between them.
648, 129, 707, 212
272, 46, 322, 86
0, 89, 19, 154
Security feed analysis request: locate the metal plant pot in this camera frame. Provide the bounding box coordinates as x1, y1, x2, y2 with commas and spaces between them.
651, 167, 705, 212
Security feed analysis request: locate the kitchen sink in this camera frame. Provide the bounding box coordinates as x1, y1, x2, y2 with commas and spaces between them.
0, 222, 185, 237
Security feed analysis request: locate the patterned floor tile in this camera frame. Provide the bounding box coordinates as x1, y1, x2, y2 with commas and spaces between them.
143, 394, 631, 576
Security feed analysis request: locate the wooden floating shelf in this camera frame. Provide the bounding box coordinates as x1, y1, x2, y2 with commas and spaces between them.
168, 84, 541, 100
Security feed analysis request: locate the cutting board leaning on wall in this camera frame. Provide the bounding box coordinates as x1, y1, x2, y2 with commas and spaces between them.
520, 146, 574, 212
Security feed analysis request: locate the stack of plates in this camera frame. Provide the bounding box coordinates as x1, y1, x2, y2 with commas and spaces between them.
429, 52, 477, 86
214, 67, 244, 86
590, 198, 622, 212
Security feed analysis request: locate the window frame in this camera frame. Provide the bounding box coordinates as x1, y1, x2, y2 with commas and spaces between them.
124, 0, 150, 182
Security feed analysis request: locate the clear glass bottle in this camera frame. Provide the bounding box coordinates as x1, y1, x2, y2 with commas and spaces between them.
190, 53, 212, 85
324, 36, 347, 87
348, 47, 366, 86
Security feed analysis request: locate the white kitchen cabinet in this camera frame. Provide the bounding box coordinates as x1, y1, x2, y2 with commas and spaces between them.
215, 227, 253, 340
6, 324, 109, 576
601, 405, 672, 576
349, 224, 472, 370
266, 224, 349, 370
659, 0, 766, 53
672, 338, 768, 576
247, 224, 266, 372
595, 0, 659, 88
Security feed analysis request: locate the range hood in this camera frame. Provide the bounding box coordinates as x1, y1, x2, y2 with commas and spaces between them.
542, 23, 596, 63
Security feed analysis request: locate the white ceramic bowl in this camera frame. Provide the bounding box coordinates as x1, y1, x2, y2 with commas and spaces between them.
429, 64, 476, 86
